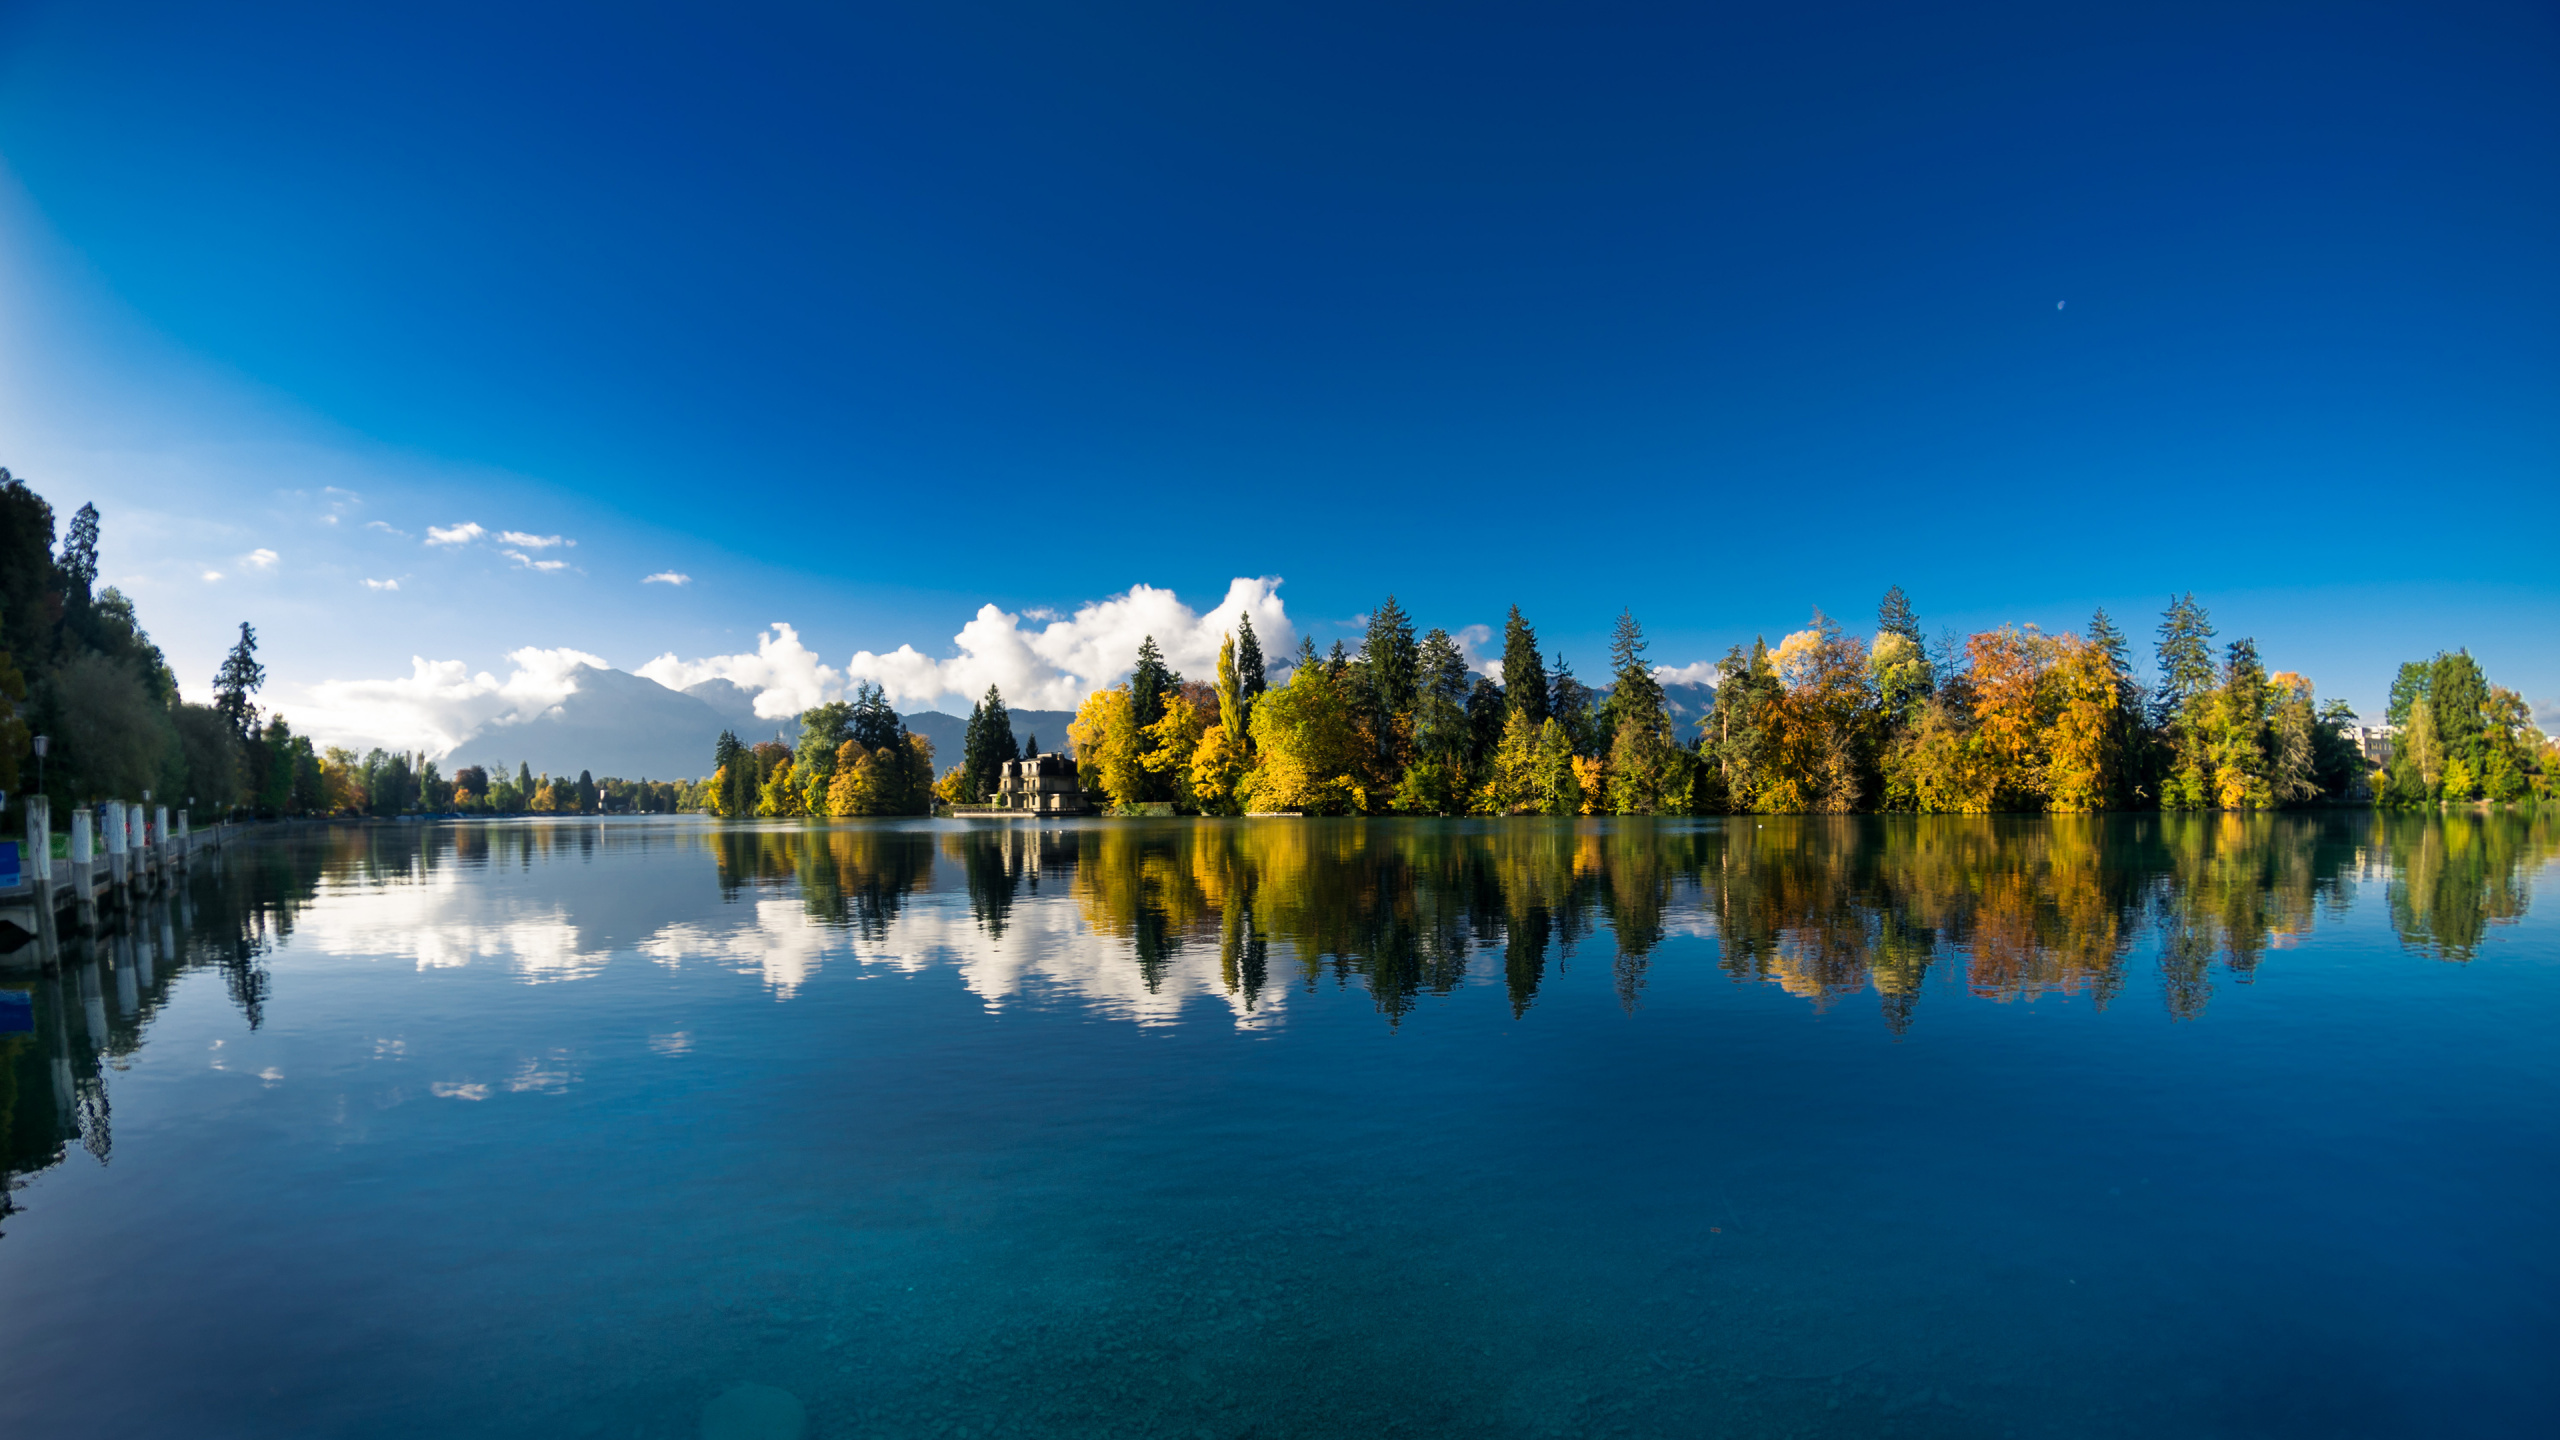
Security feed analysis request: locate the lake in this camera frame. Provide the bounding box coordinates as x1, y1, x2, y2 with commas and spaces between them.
3, 814, 2554, 1439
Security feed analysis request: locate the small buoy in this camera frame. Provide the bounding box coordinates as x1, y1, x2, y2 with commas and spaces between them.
700, 1384, 807, 1440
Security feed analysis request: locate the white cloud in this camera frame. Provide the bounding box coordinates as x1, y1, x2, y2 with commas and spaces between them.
498, 530, 565, 549
365, 520, 406, 536
425, 521, 485, 547
637, 622, 842, 719
290, 645, 610, 754
202, 570, 222, 582
1653, 661, 1720, 688
841, 577, 1296, 710
502, 550, 568, 572
642, 571, 691, 586
244, 547, 279, 570
1452, 623, 1498, 677
365, 578, 400, 592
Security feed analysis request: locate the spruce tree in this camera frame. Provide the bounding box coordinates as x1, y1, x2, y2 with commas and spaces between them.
850, 680, 904, 751
961, 697, 988, 798
214, 621, 265, 741
58, 501, 100, 600
2153, 594, 2217, 728
1361, 595, 1418, 722
1131, 636, 1172, 730
1607, 610, 1665, 727
1500, 606, 1548, 727
1877, 585, 1923, 644
1236, 614, 1266, 704
969, 684, 1018, 797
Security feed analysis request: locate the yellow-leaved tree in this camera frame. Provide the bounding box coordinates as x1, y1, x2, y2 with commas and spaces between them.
1240, 649, 1365, 814
1069, 687, 1146, 810
2043, 635, 2119, 813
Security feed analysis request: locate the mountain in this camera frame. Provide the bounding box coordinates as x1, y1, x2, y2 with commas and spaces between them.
440, 665, 1080, 781
446, 665, 740, 781
899, 707, 1081, 767
1587, 679, 1717, 745
1661, 681, 1716, 744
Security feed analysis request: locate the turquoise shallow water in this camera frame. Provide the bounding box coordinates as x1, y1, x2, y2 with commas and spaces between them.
2, 814, 2554, 1439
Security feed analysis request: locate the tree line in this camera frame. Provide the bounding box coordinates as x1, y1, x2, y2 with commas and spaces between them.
0, 472, 704, 820
705, 682, 937, 818
1021, 590, 2552, 816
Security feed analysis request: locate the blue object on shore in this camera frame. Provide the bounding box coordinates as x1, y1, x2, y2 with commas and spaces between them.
0, 988, 31, 1034
0, 839, 16, 888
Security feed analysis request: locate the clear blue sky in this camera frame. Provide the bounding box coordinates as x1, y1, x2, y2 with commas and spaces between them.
0, 1, 2552, 739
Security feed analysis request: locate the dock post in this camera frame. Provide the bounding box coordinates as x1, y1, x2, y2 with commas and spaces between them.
69, 809, 95, 931
25, 795, 50, 887
104, 801, 127, 895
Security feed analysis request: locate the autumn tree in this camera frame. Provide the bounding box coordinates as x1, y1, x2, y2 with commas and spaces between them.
1240, 649, 1365, 814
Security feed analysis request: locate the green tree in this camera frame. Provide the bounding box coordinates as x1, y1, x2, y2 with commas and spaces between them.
961, 684, 1018, 800
1501, 606, 1548, 728
214, 622, 264, 741
1235, 612, 1267, 721
1360, 594, 1418, 762
2154, 594, 2218, 810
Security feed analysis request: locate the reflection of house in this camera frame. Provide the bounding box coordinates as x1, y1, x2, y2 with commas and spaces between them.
992, 754, 1093, 815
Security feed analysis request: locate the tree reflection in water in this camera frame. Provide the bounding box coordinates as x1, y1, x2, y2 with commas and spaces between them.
908, 809, 2554, 1031
5, 810, 2551, 1231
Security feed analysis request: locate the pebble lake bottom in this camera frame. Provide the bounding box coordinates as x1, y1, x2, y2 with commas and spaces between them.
1, 814, 2552, 1440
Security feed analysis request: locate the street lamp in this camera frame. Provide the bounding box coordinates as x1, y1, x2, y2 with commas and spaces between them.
30, 734, 45, 793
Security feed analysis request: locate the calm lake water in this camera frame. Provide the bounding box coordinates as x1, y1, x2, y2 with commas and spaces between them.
3, 814, 2554, 1439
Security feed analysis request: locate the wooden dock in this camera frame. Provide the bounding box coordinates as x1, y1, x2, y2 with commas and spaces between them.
0, 798, 233, 957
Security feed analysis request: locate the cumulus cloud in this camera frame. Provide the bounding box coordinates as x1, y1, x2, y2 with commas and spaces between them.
364, 520, 406, 536
244, 547, 279, 570
365, 578, 400, 592
202, 570, 222, 582
637, 622, 843, 719
503, 550, 569, 572
425, 522, 486, 546
841, 577, 1295, 710
643, 571, 691, 586
498, 531, 566, 549
1653, 661, 1719, 687
292, 646, 610, 754
1452, 623, 1498, 677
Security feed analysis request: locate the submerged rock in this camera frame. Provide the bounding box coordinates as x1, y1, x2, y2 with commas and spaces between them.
700, 1384, 807, 1440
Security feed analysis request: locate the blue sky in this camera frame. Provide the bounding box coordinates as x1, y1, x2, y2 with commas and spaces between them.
1, 1, 2553, 748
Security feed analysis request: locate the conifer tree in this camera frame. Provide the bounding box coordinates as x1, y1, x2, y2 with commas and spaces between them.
1548, 654, 1598, 757
960, 696, 988, 797
2154, 594, 2218, 809
1235, 613, 1266, 707
1131, 636, 1173, 731
1361, 595, 1419, 727
1501, 606, 1548, 727
214, 621, 265, 742
962, 684, 1017, 799
1872, 587, 1934, 726
1877, 585, 1923, 645
59, 501, 100, 601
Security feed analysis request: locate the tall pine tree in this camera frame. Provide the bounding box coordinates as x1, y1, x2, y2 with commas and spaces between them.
214, 621, 265, 741
1131, 636, 1173, 730
1501, 605, 1548, 727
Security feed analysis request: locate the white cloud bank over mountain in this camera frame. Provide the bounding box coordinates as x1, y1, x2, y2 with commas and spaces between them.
295, 646, 612, 754
288, 578, 1297, 757
835, 576, 1293, 711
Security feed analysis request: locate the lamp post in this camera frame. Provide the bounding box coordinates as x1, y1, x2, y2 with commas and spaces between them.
31, 734, 45, 793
